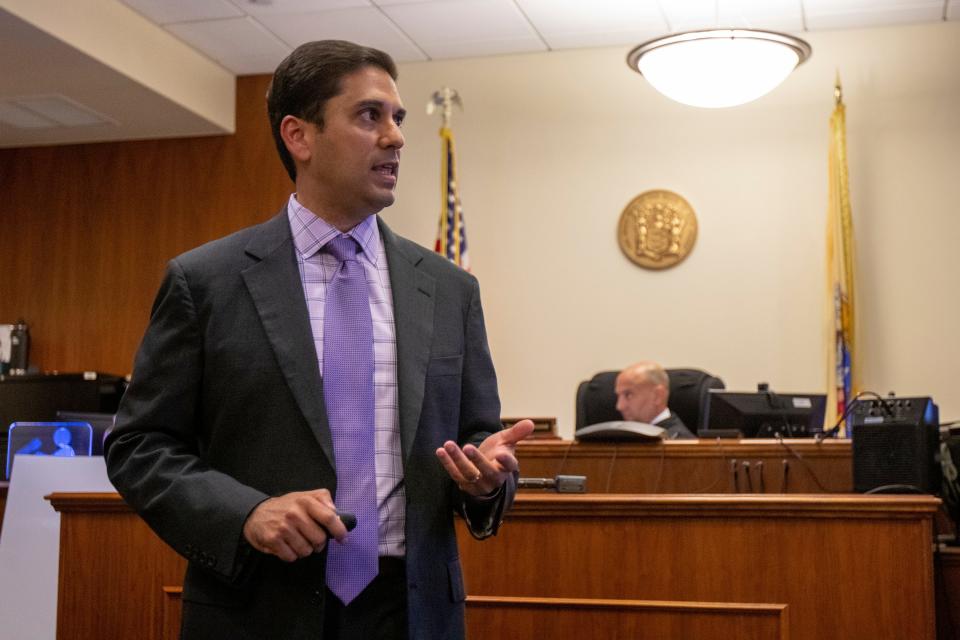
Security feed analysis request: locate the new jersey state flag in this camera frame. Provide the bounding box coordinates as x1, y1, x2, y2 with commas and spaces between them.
825, 80, 858, 432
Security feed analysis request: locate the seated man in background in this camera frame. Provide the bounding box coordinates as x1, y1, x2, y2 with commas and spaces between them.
615, 361, 695, 439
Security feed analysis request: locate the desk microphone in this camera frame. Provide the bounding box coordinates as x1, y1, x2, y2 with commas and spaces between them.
518, 475, 587, 493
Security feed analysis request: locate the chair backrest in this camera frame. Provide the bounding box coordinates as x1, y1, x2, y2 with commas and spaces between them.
575, 368, 725, 434
664, 368, 726, 434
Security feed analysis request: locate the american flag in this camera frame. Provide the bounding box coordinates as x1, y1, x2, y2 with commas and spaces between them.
434, 126, 470, 270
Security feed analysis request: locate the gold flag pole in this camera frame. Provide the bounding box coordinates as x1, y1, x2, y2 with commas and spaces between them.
426, 87, 462, 129
826, 71, 857, 433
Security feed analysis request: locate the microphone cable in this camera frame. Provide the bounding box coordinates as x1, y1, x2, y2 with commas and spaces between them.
687, 438, 732, 493
816, 390, 896, 441
776, 435, 834, 493
604, 444, 619, 493
742, 461, 754, 492
555, 439, 574, 478
651, 440, 667, 493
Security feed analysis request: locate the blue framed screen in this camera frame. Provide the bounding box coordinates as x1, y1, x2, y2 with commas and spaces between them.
5, 421, 93, 479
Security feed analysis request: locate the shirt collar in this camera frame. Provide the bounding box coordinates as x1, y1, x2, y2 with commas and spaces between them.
286, 193, 381, 265
650, 407, 671, 426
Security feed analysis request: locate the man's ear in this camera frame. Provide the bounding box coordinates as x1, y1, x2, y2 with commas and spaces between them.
655, 384, 669, 408
280, 115, 312, 165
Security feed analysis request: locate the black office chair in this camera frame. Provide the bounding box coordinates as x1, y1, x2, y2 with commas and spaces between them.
575, 368, 725, 435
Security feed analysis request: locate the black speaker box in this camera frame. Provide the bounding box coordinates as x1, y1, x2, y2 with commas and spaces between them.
851, 397, 940, 494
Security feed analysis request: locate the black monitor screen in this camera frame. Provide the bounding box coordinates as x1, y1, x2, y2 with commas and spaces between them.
704, 390, 827, 438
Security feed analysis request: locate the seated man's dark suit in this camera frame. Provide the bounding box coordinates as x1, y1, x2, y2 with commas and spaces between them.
105, 211, 512, 640
654, 413, 695, 439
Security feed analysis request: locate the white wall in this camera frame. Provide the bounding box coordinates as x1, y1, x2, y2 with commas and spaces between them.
381, 22, 960, 437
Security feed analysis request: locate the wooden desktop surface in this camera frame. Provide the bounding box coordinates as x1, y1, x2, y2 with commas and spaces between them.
49, 491, 937, 640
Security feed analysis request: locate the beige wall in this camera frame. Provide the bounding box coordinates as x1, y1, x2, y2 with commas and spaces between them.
380, 21, 960, 436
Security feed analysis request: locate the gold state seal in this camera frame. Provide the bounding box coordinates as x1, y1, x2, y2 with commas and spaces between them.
618, 189, 697, 270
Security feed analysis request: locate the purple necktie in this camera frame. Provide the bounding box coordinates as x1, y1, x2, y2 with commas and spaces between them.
322, 235, 378, 605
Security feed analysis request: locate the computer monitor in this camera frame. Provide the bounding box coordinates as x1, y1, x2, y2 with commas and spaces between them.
6, 421, 94, 479
0, 372, 124, 463
703, 390, 827, 438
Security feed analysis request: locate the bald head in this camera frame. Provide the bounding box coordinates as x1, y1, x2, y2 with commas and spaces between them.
615, 361, 670, 423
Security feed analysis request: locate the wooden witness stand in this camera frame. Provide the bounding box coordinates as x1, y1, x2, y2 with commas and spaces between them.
49, 487, 938, 640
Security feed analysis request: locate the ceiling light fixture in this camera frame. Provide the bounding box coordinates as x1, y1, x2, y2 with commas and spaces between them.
626, 29, 812, 109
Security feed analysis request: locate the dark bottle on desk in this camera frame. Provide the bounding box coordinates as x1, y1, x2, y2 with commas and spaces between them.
9, 319, 30, 375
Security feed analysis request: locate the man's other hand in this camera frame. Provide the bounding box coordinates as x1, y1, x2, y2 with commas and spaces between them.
435, 419, 535, 496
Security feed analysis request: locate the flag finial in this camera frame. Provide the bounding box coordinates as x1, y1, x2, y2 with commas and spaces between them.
834, 71, 843, 106
427, 87, 463, 128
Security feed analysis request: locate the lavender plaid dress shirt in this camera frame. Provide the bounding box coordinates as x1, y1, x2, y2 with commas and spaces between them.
287, 194, 406, 558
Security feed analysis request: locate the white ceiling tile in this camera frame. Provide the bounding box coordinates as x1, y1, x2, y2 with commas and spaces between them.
658, 0, 805, 32
425, 37, 547, 59
657, 0, 719, 32
717, 0, 805, 32
121, 0, 243, 25
541, 28, 666, 51
257, 8, 426, 62
167, 17, 293, 75
228, 0, 371, 15
381, 0, 545, 58
382, 0, 538, 43
803, 0, 944, 30
518, 0, 666, 37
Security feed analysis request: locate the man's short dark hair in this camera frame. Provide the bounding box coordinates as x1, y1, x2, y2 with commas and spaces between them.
266, 40, 398, 182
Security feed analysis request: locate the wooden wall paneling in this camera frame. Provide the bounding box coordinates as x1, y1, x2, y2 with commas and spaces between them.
501, 417, 559, 439
49, 493, 185, 640
458, 494, 937, 640
161, 587, 183, 640
465, 596, 789, 640
0, 75, 288, 377
936, 545, 960, 639
516, 439, 852, 493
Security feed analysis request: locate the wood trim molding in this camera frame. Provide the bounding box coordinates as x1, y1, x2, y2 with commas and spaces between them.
518, 438, 851, 460
466, 595, 789, 640
46, 492, 128, 512
45, 490, 939, 519
161, 586, 183, 640
509, 493, 940, 519
467, 594, 788, 615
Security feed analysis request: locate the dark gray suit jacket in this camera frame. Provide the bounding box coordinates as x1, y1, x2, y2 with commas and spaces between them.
655, 413, 695, 439
105, 211, 512, 639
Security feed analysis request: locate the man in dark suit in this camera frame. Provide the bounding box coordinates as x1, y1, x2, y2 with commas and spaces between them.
105, 40, 533, 640
615, 361, 694, 439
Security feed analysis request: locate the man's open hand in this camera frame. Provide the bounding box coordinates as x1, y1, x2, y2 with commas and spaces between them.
435, 419, 535, 496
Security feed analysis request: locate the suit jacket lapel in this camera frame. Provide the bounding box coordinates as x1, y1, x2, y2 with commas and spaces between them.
241, 211, 335, 469
380, 218, 435, 461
